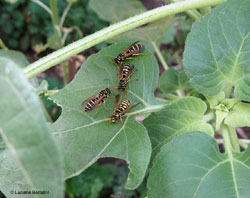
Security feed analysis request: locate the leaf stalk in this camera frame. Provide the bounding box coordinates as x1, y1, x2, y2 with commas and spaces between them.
23, 0, 225, 79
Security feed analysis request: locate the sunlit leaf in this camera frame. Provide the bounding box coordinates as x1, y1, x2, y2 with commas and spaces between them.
51, 42, 164, 189
148, 131, 250, 198
183, 0, 250, 100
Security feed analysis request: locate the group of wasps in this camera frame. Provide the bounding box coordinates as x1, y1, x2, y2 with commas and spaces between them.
81, 41, 149, 124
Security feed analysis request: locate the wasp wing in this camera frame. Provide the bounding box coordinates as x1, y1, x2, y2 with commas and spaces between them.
120, 41, 140, 53
81, 92, 99, 107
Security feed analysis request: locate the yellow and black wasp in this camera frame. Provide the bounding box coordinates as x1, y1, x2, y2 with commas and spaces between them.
112, 41, 150, 70
104, 95, 140, 125
81, 88, 111, 116
115, 63, 138, 97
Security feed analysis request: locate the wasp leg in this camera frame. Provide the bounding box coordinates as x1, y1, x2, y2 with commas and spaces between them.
109, 58, 121, 72
102, 100, 108, 112
126, 57, 139, 60
132, 52, 151, 55
120, 117, 124, 125
94, 104, 101, 117
127, 79, 138, 82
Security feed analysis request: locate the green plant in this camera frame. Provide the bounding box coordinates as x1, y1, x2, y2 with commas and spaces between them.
1, 0, 250, 197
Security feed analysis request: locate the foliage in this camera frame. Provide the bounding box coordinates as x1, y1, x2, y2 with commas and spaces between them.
1, 0, 250, 198
0, 0, 107, 50
65, 163, 139, 198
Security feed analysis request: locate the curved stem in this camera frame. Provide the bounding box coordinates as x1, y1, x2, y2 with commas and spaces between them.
32, 0, 52, 16
60, 3, 72, 29
24, 0, 225, 79
151, 41, 169, 70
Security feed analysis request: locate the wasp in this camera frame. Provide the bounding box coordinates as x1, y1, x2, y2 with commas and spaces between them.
112, 41, 150, 70
104, 95, 140, 125
81, 88, 111, 116
115, 63, 138, 97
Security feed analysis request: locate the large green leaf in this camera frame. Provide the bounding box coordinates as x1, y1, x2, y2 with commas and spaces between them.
0, 55, 63, 197
51, 42, 164, 189
183, 0, 250, 100
147, 131, 250, 198
143, 97, 214, 157
89, 0, 146, 22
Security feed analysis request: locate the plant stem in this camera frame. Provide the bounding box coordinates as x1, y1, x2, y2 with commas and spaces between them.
0, 38, 8, 50
151, 41, 169, 70
62, 61, 68, 85
24, 0, 225, 79
221, 125, 232, 154
224, 83, 232, 98
49, 0, 61, 37
186, 9, 202, 20
32, 0, 52, 16
60, 3, 72, 29
228, 126, 240, 152
199, 6, 212, 14
176, 89, 183, 97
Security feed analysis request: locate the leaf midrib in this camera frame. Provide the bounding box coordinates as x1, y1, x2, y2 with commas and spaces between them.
65, 117, 129, 179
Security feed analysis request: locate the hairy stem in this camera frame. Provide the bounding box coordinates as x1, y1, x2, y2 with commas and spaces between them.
24, 0, 225, 79
32, 0, 52, 16
151, 41, 169, 70
0, 38, 8, 50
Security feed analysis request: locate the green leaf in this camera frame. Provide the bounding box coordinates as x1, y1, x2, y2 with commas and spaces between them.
147, 131, 250, 198
225, 102, 250, 127
159, 68, 191, 94
0, 56, 63, 197
143, 97, 214, 158
183, 0, 250, 100
51, 42, 163, 189
89, 0, 146, 22
109, 18, 174, 52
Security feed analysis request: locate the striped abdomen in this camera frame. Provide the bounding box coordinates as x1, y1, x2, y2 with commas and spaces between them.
129, 44, 144, 54
84, 98, 98, 112
118, 100, 130, 113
